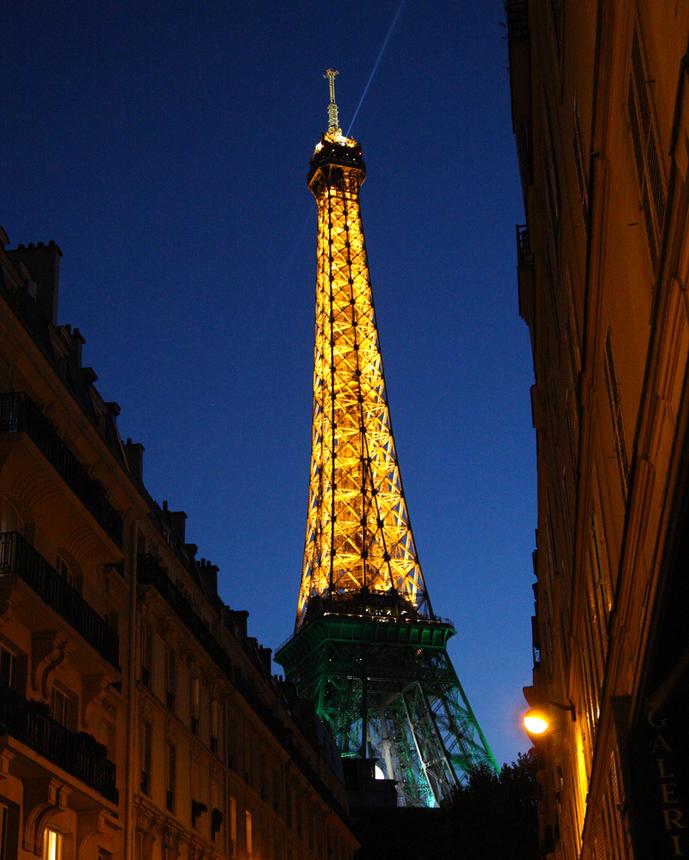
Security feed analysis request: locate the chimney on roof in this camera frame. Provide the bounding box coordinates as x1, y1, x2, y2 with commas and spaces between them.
258, 646, 272, 675
198, 559, 219, 596
161, 502, 187, 544
8, 241, 62, 323
228, 610, 248, 638
124, 438, 145, 481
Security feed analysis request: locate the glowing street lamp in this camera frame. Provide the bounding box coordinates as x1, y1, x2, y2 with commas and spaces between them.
523, 709, 550, 736
522, 701, 576, 739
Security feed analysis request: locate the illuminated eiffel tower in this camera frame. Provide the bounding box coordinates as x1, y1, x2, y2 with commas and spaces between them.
275, 71, 497, 807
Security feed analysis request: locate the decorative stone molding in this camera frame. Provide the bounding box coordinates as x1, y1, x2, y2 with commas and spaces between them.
187, 841, 212, 860
76, 808, 106, 860
10, 463, 59, 515
210, 760, 223, 784
31, 631, 72, 699
134, 802, 159, 834
166, 716, 181, 743
0, 578, 20, 623
137, 589, 157, 613
161, 825, 181, 858
139, 694, 153, 721
104, 566, 127, 602
22, 777, 71, 855
0, 748, 15, 780
81, 674, 112, 726
155, 608, 175, 639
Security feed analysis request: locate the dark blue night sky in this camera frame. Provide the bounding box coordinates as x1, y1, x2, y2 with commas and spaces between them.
3, 0, 534, 766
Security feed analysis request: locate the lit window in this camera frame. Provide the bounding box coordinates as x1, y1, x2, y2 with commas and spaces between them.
43, 829, 63, 860
245, 810, 253, 858
229, 796, 237, 856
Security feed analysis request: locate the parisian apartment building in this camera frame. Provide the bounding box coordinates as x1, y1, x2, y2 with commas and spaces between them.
0, 230, 358, 860
508, 1, 689, 858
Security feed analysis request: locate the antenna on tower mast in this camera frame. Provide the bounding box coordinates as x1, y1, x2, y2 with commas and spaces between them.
324, 68, 341, 134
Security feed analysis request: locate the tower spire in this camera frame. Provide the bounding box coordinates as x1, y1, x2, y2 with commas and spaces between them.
324, 68, 341, 134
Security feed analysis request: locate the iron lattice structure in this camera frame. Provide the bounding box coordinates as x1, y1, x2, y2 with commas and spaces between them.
276, 72, 498, 807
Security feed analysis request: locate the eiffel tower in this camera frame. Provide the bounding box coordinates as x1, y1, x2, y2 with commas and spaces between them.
275, 71, 497, 807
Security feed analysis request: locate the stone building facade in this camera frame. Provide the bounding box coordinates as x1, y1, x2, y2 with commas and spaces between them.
0, 228, 358, 860
508, 2, 689, 858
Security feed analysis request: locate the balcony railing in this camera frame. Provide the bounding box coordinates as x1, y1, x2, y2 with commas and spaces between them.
138, 554, 235, 679
0, 532, 119, 667
0, 392, 122, 547
0, 684, 118, 802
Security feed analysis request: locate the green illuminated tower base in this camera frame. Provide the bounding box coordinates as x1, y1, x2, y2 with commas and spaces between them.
276, 607, 498, 807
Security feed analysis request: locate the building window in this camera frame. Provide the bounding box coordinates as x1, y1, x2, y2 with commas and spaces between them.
0, 645, 15, 689
141, 721, 152, 796
245, 810, 253, 858
210, 808, 223, 843
210, 698, 219, 753
165, 648, 176, 711
627, 27, 666, 268
166, 742, 176, 812
0, 804, 6, 860
43, 829, 63, 860
0, 800, 18, 860
51, 685, 77, 731
286, 784, 292, 828
191, 799, 207, 830
572, 95, 589, 223
191, 676, 200, 734
141, 623, 152, 686
604, 330, 629, 496
229, 795, 237, 856
543, 91, 561, 240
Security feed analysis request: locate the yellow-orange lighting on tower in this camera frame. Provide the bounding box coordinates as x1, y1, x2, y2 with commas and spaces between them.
523, 709, 550, 736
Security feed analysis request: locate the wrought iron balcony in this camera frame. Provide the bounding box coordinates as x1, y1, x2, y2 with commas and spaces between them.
0, 392, 122, 547
138, 554, 234, 679
0, 684, 118, 802
0, 532, 119, 667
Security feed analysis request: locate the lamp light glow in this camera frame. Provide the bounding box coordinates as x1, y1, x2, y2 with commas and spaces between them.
523, 709, 550, 736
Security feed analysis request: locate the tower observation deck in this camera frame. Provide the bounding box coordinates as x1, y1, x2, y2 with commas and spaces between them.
275, 71, 497, 807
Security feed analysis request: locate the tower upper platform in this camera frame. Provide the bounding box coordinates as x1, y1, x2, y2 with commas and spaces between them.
308, 130, 365, 182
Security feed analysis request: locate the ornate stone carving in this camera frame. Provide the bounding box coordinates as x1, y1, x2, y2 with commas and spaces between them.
22, 777, 70, 855
31, 631, 72, 699
0, 578, 19, 623
81, 673, 112, 725
0, 748, 15, 780
76, 808, 106, 860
